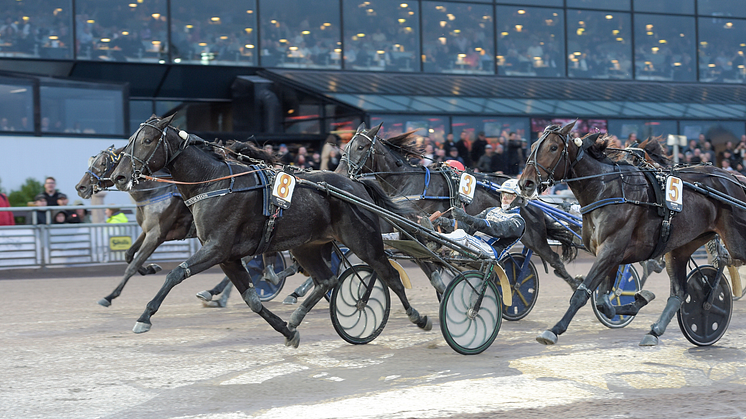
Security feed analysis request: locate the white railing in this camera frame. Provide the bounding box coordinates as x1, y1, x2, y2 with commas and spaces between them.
0, 205, 200, 270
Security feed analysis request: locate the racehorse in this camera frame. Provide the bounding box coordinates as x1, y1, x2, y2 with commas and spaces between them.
338, 123, 581, 292
109, 115, 431, 347
519, 121, 746, 346
76, 145, 298, 308
75, 146, 196, 306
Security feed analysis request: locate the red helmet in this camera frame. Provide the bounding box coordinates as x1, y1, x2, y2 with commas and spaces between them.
445, 159, 465, 171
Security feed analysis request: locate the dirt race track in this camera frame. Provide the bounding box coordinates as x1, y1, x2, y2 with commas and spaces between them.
3, 256, 746, 419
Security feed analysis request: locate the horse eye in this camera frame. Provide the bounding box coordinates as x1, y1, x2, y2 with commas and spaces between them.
357, 145, 364, 150
550, 145, 558, 152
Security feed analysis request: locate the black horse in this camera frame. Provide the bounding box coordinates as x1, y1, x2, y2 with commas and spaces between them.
110, 115, 431, 347
337, 123, 580, 292
520, 121, 746, 346
76, 146, 196, 306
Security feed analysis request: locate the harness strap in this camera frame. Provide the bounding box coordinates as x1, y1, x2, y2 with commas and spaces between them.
135, 191, 181, 207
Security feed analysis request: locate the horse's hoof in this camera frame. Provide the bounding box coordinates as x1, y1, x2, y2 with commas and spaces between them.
639, 334, 659, 346
133, 322, 151, 334
202, 301, 220, 308
195, 290, 212, 302
283, 295, 298, 305
147, 264, 162, 274
636, 290, 656, 305
420, 315, 433, 331
98, 298, 111, 307
536, 330, 558, 345
285, 330, 300, 348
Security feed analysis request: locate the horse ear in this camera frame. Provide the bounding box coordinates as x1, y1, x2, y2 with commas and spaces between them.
560, 120, 576, 135
368, 122, 384, 137
356, 122, 367, 133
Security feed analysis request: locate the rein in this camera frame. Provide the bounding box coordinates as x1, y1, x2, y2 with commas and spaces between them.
139, 167, 268, 185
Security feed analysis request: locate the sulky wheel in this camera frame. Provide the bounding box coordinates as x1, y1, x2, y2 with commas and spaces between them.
330, 264, 390, 345
591, 264, 641, 328
499, 252, 539, 321
243, 253, 287, 302
677, 265, 733, 346
439, 270, 502, 355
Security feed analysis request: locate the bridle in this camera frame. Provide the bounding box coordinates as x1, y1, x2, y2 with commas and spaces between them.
122, 118, 190, 183
86, 146, 121, 192
525, 126, 581, 191
342, 130, 380, 178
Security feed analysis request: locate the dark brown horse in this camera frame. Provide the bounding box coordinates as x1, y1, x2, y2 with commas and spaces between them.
520, 121, 746, 346
337, 123, 580, 293
109, 115, 431, 347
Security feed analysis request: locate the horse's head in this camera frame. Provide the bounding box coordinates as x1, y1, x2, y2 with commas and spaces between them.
339, 122, 384, 177
519, 120, 578, 197
76, 145, 123, 199
112, 114, 180, 191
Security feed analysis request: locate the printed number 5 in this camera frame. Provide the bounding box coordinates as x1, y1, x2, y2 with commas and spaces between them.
668, 177, 680, 201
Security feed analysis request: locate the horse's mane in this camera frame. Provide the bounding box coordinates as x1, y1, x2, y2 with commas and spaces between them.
636, 137, 673, 167
224, 139, 277, 165
381, 130, 423, 160
577, 133, 673, 169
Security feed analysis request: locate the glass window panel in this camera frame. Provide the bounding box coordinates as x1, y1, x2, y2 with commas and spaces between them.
370, 115, 447, 142
154, 100, 232, 132
531, 117, 607, 136
680, 120, 745, 167
634, 14, 696, 82
75, 0, 167, 62
634, 0, 694, 15
567, 10, 632, 79
697, 17, 746, 83
566, 0, 629, 11
170, 0, 257, 66
496, 0, 563, 6
342, 0, 418, 72
607, 119, 677, 142
40, 84, 124, 135
259, 0, 341, 69
698, 1, 746, 19
2, 0, 74, 59
452, 116, 529, 142
422, 2, 495, 75
129, 100, 153, 134
0, 79, 34, 133
497, 6, 564, 78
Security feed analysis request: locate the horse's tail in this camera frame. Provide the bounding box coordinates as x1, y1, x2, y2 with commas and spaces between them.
544, 214, 579, 262
359, 178, 416, 219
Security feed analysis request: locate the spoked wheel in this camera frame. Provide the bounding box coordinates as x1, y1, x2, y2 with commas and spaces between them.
326, 246, 362, 302
439, 270, 502, 355
330, 265, 391, 345
591, 264, 641, 328
499, 253, 539, 321
677, 265, 733, 346
244, 253, 287, 302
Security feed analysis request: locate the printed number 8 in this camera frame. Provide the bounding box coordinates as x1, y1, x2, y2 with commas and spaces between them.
461, 176, 473, 195
277, 174, 291, 198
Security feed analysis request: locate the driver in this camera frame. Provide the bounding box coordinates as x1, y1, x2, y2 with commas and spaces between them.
432, 178, 525, 257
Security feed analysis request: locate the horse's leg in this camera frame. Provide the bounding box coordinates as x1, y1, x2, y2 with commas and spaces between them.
640, 242, 704, 346
132, 243, 229, 333
537, 256, 621, 345
284, 248, 337, 336
261, 252, 281, 285
521, 220, 581, 291
195, 277, 230, 303
99, 232, 165, 307
367, 255, 432, 331
218, 259, 300, 346
282, 276, 314, 305
125, 231, 146, 264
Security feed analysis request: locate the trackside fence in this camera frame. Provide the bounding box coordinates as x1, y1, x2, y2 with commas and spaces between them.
0, 205, 200, 270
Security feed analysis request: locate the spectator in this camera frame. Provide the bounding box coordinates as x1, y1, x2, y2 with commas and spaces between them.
443, 132, 457, 153
446, 147, 464, 165
327, 148, 340, 171
625, 132, 638, 147
320, 134, 340, 171
476, 143, 495, 173
40, 177, 64, 206
105, 207, 128, 223
66, 200, 90, 223
456, 131, 472, 167
470, 131, 488, 168
421, 144, 435, 166
492, 143, 508, 174
505, 132, 524, 175
294, 146, 309, 168
0, 192, 14, 226
278, 143, 293, 165
53, 210, 68, 224
309, 152, 322, 170
721, 159, 734, 172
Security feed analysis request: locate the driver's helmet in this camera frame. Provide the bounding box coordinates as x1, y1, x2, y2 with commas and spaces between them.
445, 159, 465, 171
497, 178, 520, 195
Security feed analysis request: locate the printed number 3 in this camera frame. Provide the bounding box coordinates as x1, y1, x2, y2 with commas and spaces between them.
461, 176, 473, 195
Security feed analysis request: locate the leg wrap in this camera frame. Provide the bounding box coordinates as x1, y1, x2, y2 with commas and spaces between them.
650, 295, 683, 336
242, 288, 263, 313
406, 307, 420, 323
569, 285, 591, 307
178, 262, 191, 278
289, 305, 309, 329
